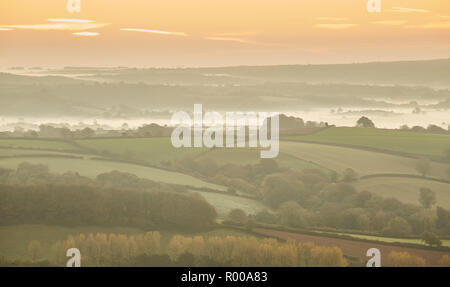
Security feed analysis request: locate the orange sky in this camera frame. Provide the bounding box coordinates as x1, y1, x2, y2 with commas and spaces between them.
0, 0, 449, 67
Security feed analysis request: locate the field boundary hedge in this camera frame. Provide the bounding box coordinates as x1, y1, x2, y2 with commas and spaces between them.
360, 173, 450, 184
0, 154, 83, 160
241, 222, 450, 252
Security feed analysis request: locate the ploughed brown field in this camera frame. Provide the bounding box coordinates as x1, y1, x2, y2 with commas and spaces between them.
253, 228, 450, 266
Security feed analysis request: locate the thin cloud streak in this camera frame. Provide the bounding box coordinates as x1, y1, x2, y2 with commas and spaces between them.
406, 21, 450, 29
315, 17, 348, 21
212, 32, 259, 37
73, 31, 100, 36
48, 19, 94, 24
390, 7, 430, 13
315, 24, 358, 29
204, 36, 272, 46
120, 28, 187, 36
0, 23, 109, 31
372, 21, 407, 25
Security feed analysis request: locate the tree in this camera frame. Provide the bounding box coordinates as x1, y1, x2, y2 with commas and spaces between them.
80, 127, 95, 138
411, 126, 426, 132
412, 107, 422, 114
444, 148, 450, 162
261, 174, 303, 208
419, 187, 436, 209
427, 124, 446, 134
383, 217, 412, 237
353, 190, 372, 207
197, 158, 219, 177
278, 201, 307, 228
356, 116, 375, 128
436, 206, 450, 230
328, 171, 338, 183
227, 209, 248, 225
255, 210, 277, 224
415, 158, 431, 177
28, 240, 43, 261
51, 241, 66, 266
167, 235, 192, 262
439, 255, 450, 267
258, 159, 279, 174
420, 231, 442, 247
61, 127, 73, 139
387, 251, 426, 267
342, 168, 358, 182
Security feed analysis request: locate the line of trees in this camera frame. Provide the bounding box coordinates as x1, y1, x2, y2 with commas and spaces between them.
4, 233, 450, 266
47, 232, 347, 267
0, 184, 217, 231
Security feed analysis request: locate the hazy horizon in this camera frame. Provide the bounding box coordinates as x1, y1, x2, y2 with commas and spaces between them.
2, 57, 450, 70
1, 0, 449, 67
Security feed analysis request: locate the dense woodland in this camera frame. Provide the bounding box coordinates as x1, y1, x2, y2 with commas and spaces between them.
0, 164, 217, 231
175, 158, 450, 238
1, 161, 449, 239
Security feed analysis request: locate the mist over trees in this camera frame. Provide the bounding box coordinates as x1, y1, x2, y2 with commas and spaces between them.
0, 170, 217, 231
2, 155, 449, 240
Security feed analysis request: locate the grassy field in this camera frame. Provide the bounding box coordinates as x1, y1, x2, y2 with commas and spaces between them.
0, 148, 84, 157
316, 231, 450, 248
76, 137, 207, 165
0, 224, 257, 261
0, 156, 226, 190
2, 137, 448, 212
196, 148, 327, 172
354, 177, 450, 209
197, 148, 261, 165
0, 139, 77, 151
189, 189, 269, 219
284, 127, 450, 157
280, 141, 450, 179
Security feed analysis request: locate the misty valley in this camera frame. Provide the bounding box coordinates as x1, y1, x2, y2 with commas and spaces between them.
0, 60, 449, 268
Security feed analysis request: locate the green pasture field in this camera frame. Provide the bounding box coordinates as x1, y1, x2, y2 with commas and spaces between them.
189, 189, 269, 219
280, 141, 450, 179
0, 148, 83, 158
0, 156, 226, 190
354, 177, 450, 209
283, 127, 450, 157
76, 137, 207, 165
196, 148, 327, 172
0, 139, 77, 151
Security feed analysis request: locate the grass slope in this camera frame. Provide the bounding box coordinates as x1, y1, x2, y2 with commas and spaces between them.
189, 190, 268, 219
0, 156, 225, 190
284, 127, 450, 157
354, 177, 450, 209
280, 141, 449, 179
197, 148, 328, 172
76, 138, 206, 165
0, 139, 77, 151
